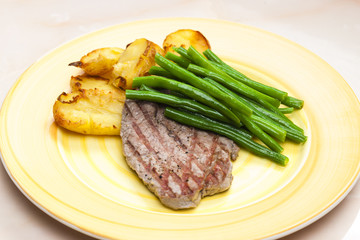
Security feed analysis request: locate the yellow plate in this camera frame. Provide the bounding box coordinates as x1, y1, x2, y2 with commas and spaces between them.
1, 18, 360, 240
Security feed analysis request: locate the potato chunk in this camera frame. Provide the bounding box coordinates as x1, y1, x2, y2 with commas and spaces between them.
163, 29, 211, 54
70, 75, 115, 92
110, 38, 164, 90
53, 75, 125, 135
54, 31, 211, 135
69, 47, 124, 76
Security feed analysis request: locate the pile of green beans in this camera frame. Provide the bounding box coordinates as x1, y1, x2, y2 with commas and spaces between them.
126, 46, 307, 166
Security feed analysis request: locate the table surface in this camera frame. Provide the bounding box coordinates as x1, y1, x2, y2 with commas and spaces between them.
1, 0, 360, 239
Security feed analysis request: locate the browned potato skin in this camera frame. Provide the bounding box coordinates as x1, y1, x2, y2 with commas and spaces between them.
163, 29, 211, 54
111, 38, 165, 90
53, 75, 125, 135
70, 75, 115, 92
69, 47, 124, 76
54, 31, 210, 135
55, 40, 163, 135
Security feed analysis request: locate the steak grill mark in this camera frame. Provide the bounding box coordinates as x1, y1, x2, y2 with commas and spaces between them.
121, 100, 239, 209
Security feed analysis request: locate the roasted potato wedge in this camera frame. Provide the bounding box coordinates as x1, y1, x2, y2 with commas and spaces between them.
111, 38, 164, 90
70, 75, 115, 92
54, 31, 212, 135
69, 47, 124, 76
53, 75, 125, 135
163, 29, 211, 54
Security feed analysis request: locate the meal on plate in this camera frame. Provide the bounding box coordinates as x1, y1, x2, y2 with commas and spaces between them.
53, 29, 307, 209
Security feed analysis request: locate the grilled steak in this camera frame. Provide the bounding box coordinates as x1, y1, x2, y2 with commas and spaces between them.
120, 100, 239, 209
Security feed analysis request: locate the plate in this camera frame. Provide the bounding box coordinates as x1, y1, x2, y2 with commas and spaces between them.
1, 18, 360, 240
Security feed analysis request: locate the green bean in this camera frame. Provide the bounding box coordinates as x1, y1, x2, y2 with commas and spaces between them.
252, 108, 306, 143
187, 63, 281, 108
165, 52, 191, 68
148, 66, 175, 79
154, 53, 253, 117
203, 49, 288, 101
279, 107, 294, 114
203, 48, 305, 109
203, 77, 306, 143
239, 95, 304, 143
202, 77, 286, 132
244, 98, 304, 133
173, 47, 193, 61
285, 128, 307, 143
139, 84, 159, 92
249, 105, 306, 143
193, 75, 284, 151
164, 107, 289, 166
256, 97, 301, 130
251, 115, 286, 142
189, 46, 281, 107
126, 90, 236, 125
137, 85, 248, 135
246, 103, 306, 143
132, 75, 240, 124
203, 48, 222, 64
187, 46, 227, 76
168, 90, 190, 98
235, 112, 283, 153
282, 96, 304, 109
206, 51, 304, 109
139, 84, 249, 136
190, 111, 251, 139
139, 84, 189, 99
250, 107, 305, 143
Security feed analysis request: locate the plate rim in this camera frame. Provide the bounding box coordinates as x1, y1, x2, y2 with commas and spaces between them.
1, 17, 360, 239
